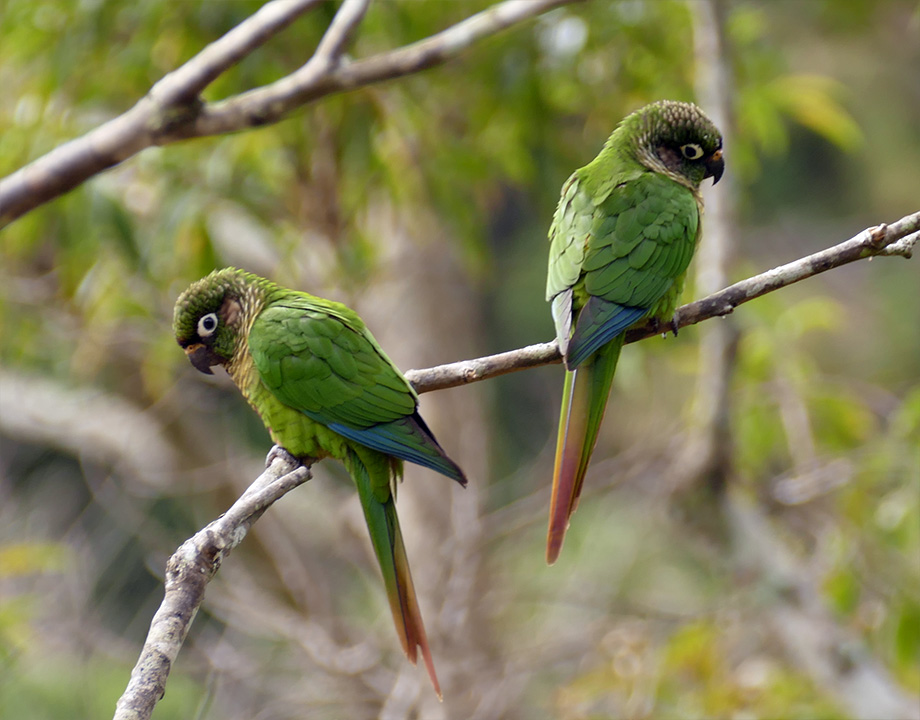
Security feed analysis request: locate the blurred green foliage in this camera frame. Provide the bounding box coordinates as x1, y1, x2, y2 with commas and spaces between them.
1, 0, 918, 718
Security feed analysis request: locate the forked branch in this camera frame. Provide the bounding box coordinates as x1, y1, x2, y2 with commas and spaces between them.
0, 0, 578, 229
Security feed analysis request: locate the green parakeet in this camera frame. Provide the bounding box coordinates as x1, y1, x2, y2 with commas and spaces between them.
173, 268, 467, 697
546, 100, 724, 564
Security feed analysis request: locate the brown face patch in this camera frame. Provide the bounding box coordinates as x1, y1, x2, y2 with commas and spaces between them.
656, 144, 683, 174
220, 297, 243, 329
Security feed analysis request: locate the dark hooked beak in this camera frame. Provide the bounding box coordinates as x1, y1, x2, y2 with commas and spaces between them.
184, 343, 223, 375
705, 148, 724, 185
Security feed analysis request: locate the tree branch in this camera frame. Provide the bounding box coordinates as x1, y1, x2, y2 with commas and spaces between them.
110, 211, 918, 718
0, 0, 579, 229
113, 452, 310, 720
0, 0, 322, 229
148, 0, 326, 108
311, 0, 370, 64
404, 210, 920, 393
191, 0, 578, 137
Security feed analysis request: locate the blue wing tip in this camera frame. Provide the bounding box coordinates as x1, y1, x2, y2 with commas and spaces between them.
567, 302, 646, 367
328, 420, 468, 486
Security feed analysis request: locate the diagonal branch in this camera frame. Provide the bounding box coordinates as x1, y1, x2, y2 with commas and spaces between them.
0, 0, 579, 229
148, 0, 326, 108
404, 210, 920, 393
0, 0, 323, 229
113, 453, 311, 720
311, 0, 371, 65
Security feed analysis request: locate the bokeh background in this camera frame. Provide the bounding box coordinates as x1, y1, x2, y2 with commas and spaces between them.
1, 1, 918, 718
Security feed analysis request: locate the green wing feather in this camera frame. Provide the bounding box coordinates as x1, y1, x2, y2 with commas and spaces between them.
580, 174, 699, 310
249, 294, 465, 483
250, 296, 417, 427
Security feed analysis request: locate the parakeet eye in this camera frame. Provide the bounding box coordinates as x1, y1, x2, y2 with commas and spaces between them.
681, 143, 704, 160
198, 313, 219, 338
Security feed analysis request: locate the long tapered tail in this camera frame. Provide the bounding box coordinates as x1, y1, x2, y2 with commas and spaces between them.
346, 448, 441, 698
546, 337, 623, 564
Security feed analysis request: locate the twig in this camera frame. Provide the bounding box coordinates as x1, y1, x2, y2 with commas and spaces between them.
405, 210, 920, 393
311, 0, 371, 64
878, 228, 919, 258
148, 0, 325, 108
113, 453, 311, 720
0, 0, 579, 229
195, 0, 577, 135
633, 211, 918, 337
405, 341, 561, 393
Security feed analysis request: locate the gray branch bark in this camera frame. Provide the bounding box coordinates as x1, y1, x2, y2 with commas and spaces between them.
405, 211, 920, 393
0, 0, 579, 229
113, 452, 310, 720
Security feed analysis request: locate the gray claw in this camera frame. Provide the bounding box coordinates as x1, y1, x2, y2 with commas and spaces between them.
670, 315, 680, 337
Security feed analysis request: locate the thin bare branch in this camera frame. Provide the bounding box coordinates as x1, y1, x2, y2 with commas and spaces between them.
0, 0, 579, 229
337, 0, 574, 87
405, 341, 560, 393
649, 209, 920, 339
149, 0, 325, 107
405, 211, 920, 394
0, 0, 323, 229
878, 228, 918, 257
113, 452, 311, 720
312, 0, 371, 65
170, 0, 580, 136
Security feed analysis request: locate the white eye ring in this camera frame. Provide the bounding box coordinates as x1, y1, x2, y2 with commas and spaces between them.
681, 143, 704, 160
198, 312, 219, 338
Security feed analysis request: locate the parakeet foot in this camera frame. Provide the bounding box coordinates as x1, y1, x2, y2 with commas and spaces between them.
651, 315, 680, 337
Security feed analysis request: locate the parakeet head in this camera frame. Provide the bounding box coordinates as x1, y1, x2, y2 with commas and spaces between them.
173, 268, 257, 375
622, 100, 724, 189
